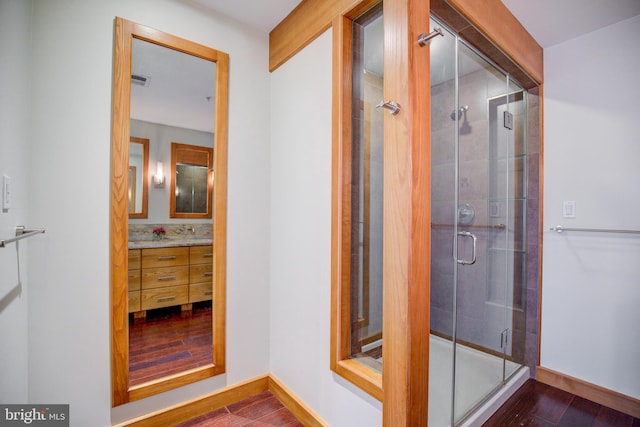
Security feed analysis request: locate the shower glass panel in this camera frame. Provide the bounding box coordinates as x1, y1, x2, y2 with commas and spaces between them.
428, 18, 458, 427
429, 17, 527, 426
349, 3, 384, 372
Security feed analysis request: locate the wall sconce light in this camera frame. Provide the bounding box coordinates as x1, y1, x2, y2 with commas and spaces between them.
153, 161, 165, 187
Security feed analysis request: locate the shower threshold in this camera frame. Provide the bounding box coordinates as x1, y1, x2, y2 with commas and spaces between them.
352, 335, 529, 426
429, 335, 527, 426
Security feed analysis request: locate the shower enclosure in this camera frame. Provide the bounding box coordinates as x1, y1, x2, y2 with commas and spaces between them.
428, 17, 528, 425
346, 4, 532, 425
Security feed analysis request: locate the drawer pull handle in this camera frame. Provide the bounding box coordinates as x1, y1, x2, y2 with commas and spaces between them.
203, 253, 213, 257
158, 256, 177, 260
158, 275, 177, 281
157, 296, 176, 302
204, 272, 213, 276
204, 290, 213, 295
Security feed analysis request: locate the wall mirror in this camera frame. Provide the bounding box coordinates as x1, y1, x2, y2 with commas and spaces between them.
170, 142, 213, 218
128, 136, 149, 218
111, 17, 228, 406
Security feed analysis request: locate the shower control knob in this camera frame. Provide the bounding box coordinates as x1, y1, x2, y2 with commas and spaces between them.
376, 100, 401, 115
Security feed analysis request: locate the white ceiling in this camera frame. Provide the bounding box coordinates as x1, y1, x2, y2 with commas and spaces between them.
131, 38, 216, 133
501, 0, 640, 48
188, 0, 303, 33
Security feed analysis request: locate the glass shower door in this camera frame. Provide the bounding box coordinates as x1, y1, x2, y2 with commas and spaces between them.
451, 39, 512, 424
429, 17, 527, 426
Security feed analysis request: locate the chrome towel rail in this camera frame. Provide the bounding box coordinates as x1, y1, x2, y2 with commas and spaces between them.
550, 225, 640, 235
0, 226, 45, 248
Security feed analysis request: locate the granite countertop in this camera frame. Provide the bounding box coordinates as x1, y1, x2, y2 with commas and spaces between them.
128, 237, 213, 250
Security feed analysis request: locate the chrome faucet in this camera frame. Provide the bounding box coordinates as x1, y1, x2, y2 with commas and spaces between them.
182, 225, 195, 234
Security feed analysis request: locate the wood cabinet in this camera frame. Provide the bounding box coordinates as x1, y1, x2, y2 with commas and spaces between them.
128, 249, 141, 313
140, 246, 189, 310
127, 244, 212, 315
189, 245, 213, 303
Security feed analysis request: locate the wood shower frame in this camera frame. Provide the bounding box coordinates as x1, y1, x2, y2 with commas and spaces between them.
270, 0, 543, 424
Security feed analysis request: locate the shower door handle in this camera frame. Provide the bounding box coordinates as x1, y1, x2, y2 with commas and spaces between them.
454, 231, 477, 265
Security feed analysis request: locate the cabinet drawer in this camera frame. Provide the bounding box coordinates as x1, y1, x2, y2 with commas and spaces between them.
189, 282, 213, 303
128, 249, 141, 270
128, 269, 141, 291
128, 291, 141, 313
141, 266, 189, 289
190, 245, 213, 265
190, 264, 213, 284
141, 285, 188, 310
142, 247, 189, 268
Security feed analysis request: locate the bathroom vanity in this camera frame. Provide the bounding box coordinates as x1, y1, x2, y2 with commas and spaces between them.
127, 240, 213, 319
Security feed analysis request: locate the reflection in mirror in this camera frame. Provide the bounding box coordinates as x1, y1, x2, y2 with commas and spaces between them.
128, 167, 136, 211
128, 137, 149, 218
111, 17, 228, 406
176, 164, 208, 211
129, 39, 215, 388
171, 142, 213, 218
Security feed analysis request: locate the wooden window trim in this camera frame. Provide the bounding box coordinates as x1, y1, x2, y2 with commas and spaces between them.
330, 0, 384, 402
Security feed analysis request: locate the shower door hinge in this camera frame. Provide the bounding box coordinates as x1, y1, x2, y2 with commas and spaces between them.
500, 328, 509, 349
503, 111, 513, 130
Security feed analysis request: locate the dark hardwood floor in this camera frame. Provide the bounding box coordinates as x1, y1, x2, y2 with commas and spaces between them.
129, 304, 212, 386
129, 318, 639, 427
483, 379, 640, 427
166, 378, 640, 426
175, 391, 303, 427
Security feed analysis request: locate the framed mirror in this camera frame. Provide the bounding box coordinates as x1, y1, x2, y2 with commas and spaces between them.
111, 17, 228, 406
128, 136, 149, 218
170, 142, 213, 218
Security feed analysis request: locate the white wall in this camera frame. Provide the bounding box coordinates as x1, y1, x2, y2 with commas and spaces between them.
270, 30, 383, 426
542, 15, 640, 399
0, 0, 32, 404
22, 1, 271, 425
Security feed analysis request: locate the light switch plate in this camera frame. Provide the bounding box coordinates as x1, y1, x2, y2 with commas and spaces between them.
2, 175, 11, 210
562, 200, 576, 218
